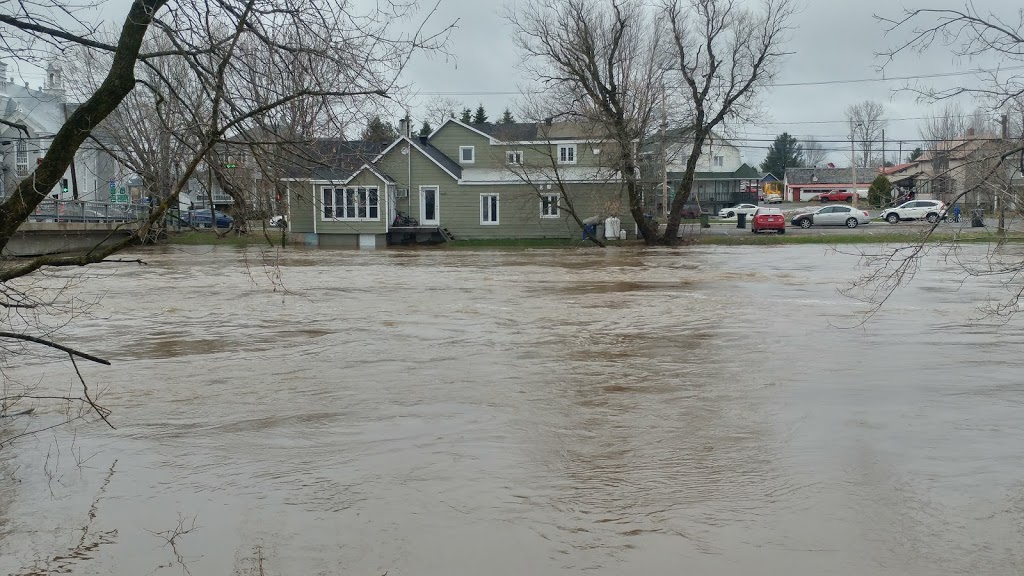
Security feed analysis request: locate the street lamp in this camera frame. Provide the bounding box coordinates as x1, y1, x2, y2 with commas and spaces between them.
850, 120, 863, 207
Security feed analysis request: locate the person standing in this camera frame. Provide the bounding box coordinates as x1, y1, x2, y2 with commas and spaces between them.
953, 204, 961, 223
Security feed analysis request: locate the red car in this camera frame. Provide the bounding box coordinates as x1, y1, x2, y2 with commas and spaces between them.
817, 190, 855, 203
751, 207, 786, 234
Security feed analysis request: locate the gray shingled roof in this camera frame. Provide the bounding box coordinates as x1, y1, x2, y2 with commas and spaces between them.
285, 139, 391, 180
786, 167, 879, 185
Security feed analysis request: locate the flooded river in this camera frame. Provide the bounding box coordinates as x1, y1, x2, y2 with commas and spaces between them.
2, 245, 1024, 575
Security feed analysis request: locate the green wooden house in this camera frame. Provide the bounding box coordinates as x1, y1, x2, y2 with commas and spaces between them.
284, 118, 634, 248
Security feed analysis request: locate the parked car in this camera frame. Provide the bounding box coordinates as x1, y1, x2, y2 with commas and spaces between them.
764, 193, 783, 204
752, 207, 786, 234
816, 190, 855, 203
879, 200, 946, 224
791, 205, 873, 229
717, 203, 759, 219
180, 209, 234, 228
269, 215, 287, 228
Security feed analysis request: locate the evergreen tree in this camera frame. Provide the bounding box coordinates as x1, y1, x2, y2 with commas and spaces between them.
867, 174, 893, 207
907, 147, 924, 162
498, 108, 515, 124
472, 104, 488, 124
759, 132, 804, 177
460, 108, 472, 123
361, 115, 398, 144
418, 120, 433, 137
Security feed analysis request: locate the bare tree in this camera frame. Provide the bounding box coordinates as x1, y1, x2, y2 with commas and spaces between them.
845, 100, 887, 168
498, 103, 627, 246
802, 136, 828, 167
0, 0, 452, 442
424, 95, 463, 126
661, 0, 796, 242
508, 0, 794, 245
845, 4, 1024, 318
507, 0, 664, 243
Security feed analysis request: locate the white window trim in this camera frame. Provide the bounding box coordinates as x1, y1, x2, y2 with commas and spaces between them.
506, 150, 524, 165
713, 155, 724, 167
480, 193, 499, 225
540, 193, 560, 218
319, 185, 381, 221
558, 144, 577, 165
460, 146, 475, 164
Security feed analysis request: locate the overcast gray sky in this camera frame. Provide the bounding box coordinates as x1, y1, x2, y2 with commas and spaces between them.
7, 0, 1012, 166
400, 0, 1013, 166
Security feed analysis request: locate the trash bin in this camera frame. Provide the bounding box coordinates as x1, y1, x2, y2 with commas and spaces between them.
699, 212, 710, 228
582, 223, 598, 239
736, 212, 747, 229
971, 208, 985, 228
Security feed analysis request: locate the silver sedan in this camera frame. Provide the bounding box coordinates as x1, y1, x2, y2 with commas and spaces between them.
790, 205, 873, 229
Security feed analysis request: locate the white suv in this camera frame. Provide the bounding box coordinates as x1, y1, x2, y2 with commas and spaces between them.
880, 200, 946, 224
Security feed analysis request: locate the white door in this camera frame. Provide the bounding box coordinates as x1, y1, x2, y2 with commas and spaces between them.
420, 186, 439, 225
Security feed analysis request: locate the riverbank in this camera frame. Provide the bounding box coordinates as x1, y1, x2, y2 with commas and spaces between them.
161, 229, 1023, 249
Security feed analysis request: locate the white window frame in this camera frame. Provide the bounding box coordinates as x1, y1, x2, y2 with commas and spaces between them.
540, 193, 560, 218
320, 186, 380, 221
558, 144, 577, 165
15, 140, 29, 177
713, 155, 724, 167
480, 193, 499, 225
506, 150, 523, 165
459, 146, 475, 164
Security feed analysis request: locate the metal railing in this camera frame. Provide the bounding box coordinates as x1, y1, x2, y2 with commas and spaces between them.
30, 199, 148, 223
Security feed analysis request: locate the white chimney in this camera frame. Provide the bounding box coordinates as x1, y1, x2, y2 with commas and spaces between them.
0, 62, 6, 92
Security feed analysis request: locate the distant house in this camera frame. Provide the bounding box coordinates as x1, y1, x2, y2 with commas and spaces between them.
641, 130, 760, 214
912, 130, 1009, 208
0, 61, 123, 203
283, 118, 634, 247
880, 162, 927, 201
784, 167, 878, 202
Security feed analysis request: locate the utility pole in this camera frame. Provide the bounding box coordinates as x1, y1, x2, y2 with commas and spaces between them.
881, 128, 886, 169
850, 118, 859, 208
999, 113, 1009, 235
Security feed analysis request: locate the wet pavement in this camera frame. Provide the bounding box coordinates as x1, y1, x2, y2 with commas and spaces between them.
1, 244, 1023, 575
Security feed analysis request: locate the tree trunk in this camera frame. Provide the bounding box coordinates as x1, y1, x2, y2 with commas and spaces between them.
663, 129, 708, 243
0, 0, 167, 254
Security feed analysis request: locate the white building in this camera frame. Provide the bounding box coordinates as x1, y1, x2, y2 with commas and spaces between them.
664, 130, 744, 173
0, 61, 125, 202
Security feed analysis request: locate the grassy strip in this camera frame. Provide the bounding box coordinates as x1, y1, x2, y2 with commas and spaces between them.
687, 231, 1021, 245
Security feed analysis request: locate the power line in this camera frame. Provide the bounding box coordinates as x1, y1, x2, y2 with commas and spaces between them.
416, 65, 1024, 97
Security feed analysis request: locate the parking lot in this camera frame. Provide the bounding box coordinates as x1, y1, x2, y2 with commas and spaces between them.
688, 201, 1018, 236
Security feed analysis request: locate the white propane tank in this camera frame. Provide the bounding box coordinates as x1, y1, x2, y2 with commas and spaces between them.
604, 216, 621, 241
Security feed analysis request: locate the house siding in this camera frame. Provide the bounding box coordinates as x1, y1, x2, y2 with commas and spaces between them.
441, 182, 633, 239
428, 122, 612, 171
429, 123, 494, 169
287, 182, 315, 233
375, 144, 458, 221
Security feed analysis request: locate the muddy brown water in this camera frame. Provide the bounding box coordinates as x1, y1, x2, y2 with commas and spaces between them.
2, 244, 1024, 575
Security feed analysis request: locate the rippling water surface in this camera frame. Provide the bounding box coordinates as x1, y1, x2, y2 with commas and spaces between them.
2, 244, 1024, 575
